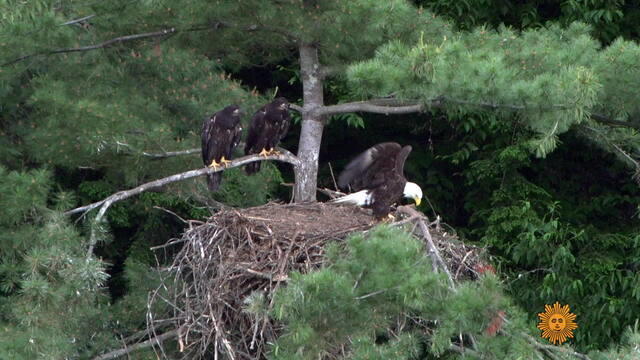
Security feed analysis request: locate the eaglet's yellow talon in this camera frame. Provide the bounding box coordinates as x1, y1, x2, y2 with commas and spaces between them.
219, 156, 232, 167
258, 148, 270, 158
268, 148, 281, 156
208, 159, 221, 170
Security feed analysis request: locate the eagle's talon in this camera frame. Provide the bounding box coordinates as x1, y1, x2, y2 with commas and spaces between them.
208, 159, 221, 170
219, 156, 232, 167
258, 148, 270, 158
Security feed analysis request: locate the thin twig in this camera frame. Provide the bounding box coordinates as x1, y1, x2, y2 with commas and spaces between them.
60, 14, 95, 26
154, 206, 188, 224
92, 329, 180, 360
328, 162, 338, 191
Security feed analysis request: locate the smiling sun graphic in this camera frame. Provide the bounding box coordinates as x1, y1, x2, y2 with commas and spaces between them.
537, 302, 578, 345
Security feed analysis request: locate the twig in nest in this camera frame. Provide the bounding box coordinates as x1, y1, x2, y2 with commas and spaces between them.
318, 187, 346, 199
328, 162, 339, 191
154, 206, 188, 224
396, 206, 456, 289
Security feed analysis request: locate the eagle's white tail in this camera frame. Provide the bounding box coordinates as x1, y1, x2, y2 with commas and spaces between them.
332, 190, 372, 206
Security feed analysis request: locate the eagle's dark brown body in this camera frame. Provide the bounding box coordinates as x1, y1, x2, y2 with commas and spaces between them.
201, 105, 242, 191
337, 142, 412, 218
244, 97, 291, 175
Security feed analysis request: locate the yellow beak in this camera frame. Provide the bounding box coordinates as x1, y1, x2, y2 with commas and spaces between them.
414, 197, 421, 206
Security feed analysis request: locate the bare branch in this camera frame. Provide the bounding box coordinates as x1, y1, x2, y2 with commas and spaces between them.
50, 28, 178, 54
590, 113, 640, 131
3, 20, 295, 67
60, 14, 95, 26
2, 28, 178, 66
110, 141, 201, 159
520, 332, 592, 360
143, 148, 201, 158
65, 149, 299, 257
320, 101, 424, 116
68, 149, 298, 217
92, 328, 180, 360
289, 104, 304, 113
318, 97, 640, 135
396, 205, 456, 289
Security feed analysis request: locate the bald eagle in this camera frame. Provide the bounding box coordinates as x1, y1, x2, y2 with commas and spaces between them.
201, 104, 242, 191
333, 142, 423, 219
244, 97, 291, 175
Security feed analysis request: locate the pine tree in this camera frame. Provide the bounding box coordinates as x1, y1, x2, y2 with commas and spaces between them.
268, 226, 640, 359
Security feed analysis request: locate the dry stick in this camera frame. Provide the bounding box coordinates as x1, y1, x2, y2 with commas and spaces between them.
328, 162, 339, 191
396, 206, 455, 289
419, 217, 456, 289
318, 187, 345, 199
111, 142, 201, 159
91, 329, 180, 360
60, 14, 96, 26
66, 150, 299, 259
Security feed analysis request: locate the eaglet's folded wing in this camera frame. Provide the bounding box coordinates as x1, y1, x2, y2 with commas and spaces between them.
201, 115, 216, 165
245, 108, 266, 154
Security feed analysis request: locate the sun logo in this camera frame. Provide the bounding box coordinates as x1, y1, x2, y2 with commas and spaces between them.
537, 302, 578, 345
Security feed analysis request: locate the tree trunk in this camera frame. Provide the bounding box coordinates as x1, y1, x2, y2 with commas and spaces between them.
295, 43, 325, 202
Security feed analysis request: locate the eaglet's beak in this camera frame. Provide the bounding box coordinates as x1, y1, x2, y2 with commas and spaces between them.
414, 197, 421, 206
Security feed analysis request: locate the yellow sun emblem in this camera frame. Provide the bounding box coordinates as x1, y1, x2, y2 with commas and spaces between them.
537, 302, 578, 345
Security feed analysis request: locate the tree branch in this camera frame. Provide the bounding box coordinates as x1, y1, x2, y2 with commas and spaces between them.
63, 149, 299, 257
60, 14, 96, 26
590, 113, 640, 131
110, 141, 201, 159
319, 101, 424, 116
289, 104, 304, 113
318, 97, 640, 133
3, 20, 294, 67
396, 206, 456, 289
68, 149, 298, 217
520, 332, 592, 360
142, 148, 201, 159
92, 329, 180, 360
2, 28, 178, 66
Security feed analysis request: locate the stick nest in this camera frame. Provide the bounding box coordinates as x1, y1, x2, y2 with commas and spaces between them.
149, 202, 488, 359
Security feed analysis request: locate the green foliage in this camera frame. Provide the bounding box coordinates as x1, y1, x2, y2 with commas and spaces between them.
212, 163, 285, 208
417, 0, 640, 43
269, 226, 540, 359
589, 321, 640, 359
457, 136, 640, 350
348, 22, 640, 158
0, 166, 115, 359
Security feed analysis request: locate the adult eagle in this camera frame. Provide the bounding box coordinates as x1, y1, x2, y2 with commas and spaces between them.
334, 142, 423, 219
244, 97, 291, 175
201, 104, 242, 191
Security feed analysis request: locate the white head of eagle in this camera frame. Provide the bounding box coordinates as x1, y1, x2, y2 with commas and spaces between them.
403, 182, 422, 206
